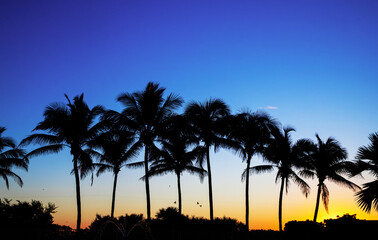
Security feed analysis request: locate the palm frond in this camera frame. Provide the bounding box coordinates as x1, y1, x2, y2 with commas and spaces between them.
1, 172, 10, 189
26, 144, 64, 158
120, 142, 142, 163
242, 165, 274, 181
0, 148, 26, 159
328, 173, 361, 191
20, 134, 62, 147
321, 183, 330, 213
0, 169, 23, 188
0, 157, 28, 171
355, 180, 378, 213
0, 133, 16, 149
127, 161, 144, 169
291, 172, 310, 197
299, 169, 315, 179
95, 163, 113, 177
142, 167, 173, 180
160, 93, 184, 114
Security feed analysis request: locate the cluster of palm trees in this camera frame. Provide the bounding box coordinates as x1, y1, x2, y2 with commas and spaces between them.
1, 82, 377, 233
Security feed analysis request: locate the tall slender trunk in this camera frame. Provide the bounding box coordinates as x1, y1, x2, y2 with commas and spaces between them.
144, 145, 151, 220
177, 172, 182, 215
245, 155, 252, 230
73, 157, 81, 233
278, 177, 285, 231
206, 145, 214, 221
313, 183, 322, 222
111, 171, 119, 218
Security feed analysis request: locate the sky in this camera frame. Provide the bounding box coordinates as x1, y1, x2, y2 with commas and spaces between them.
0, 0, 378, 230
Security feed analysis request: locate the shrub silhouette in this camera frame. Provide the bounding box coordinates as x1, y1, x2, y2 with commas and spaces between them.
0, 199, 67, 240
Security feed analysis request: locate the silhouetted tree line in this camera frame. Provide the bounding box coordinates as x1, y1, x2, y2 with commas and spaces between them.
1, 82, 377, 237
0, 199, 72, 240
88, 207, 247, 240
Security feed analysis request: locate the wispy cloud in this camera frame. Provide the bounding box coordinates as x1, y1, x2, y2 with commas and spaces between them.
258, 106, 278, 110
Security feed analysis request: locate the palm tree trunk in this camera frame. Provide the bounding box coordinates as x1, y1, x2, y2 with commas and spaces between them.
206, 145, 214, 221
111, 171, 119, 218
278, 177, 285, 231
73, 157, 81, 233
245, 155, 252, 230
144, 145, 151, 220
177, 173, 182, 215
313, 183, 322, 222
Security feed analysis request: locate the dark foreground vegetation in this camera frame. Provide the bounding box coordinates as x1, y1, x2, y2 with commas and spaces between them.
1, 201, 377, 240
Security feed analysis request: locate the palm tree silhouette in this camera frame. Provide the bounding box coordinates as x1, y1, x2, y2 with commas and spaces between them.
145, 115, 206, 214
115, 82, 183, 220
20, 94, 104, 232
252, 126, 311, 231
300, 134, 360, 222
184, 99, 233, 221
0, 127, 28, 190
88, 127, 142, 218
228, 111, 276, 229
354, 132, 378, 213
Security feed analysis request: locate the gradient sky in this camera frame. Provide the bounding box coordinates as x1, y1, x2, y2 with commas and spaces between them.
1, 0, 378, 230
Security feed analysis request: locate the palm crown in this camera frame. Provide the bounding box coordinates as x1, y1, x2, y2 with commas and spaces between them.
300, 134, 360, 222
115, 82, 183, 220
184, 98, 233, 220
20, 93, 104, 232
0, 127, 28, 190
147, 116, 206, 214
252, 126, 311, 231
228, 111, 276, 229
88, 127, 142, 218
354, 132, 378, 213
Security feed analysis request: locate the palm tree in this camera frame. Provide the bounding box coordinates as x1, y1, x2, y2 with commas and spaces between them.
300, 134, 360, 222
146, 115, 206, 214
251, 127, 311, 231
20, 94, 104, 232
228, 111, 276, 229
0, 127, 28, 190
354, 132, 378, 213
114, 82, 183, 220
184, 99, 233, 220
88, 128, 142, 218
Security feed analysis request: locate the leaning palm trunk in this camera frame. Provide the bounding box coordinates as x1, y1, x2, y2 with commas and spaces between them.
206, 145, 214, 220
313, 183, 322, 222
177, 173, 182, 215
144, 145, 151, 220
111, 172, 119, 218
73, 157, 82, 232
245, 156, 252, 229
278, 177, 285, 231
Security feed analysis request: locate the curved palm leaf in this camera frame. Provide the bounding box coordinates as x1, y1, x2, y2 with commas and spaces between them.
355, 180, 378, 213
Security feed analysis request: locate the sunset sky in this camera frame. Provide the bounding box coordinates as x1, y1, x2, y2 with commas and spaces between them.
1, 0, 378, 230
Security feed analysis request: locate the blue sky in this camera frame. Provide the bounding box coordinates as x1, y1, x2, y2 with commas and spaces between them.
1, 0, 377, 229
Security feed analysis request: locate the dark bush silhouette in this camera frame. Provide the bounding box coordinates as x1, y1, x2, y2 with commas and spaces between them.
324, 213, 378, 236
284, 220, 324, 240
88, 213, 147, 240
0, 198, 71, 240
